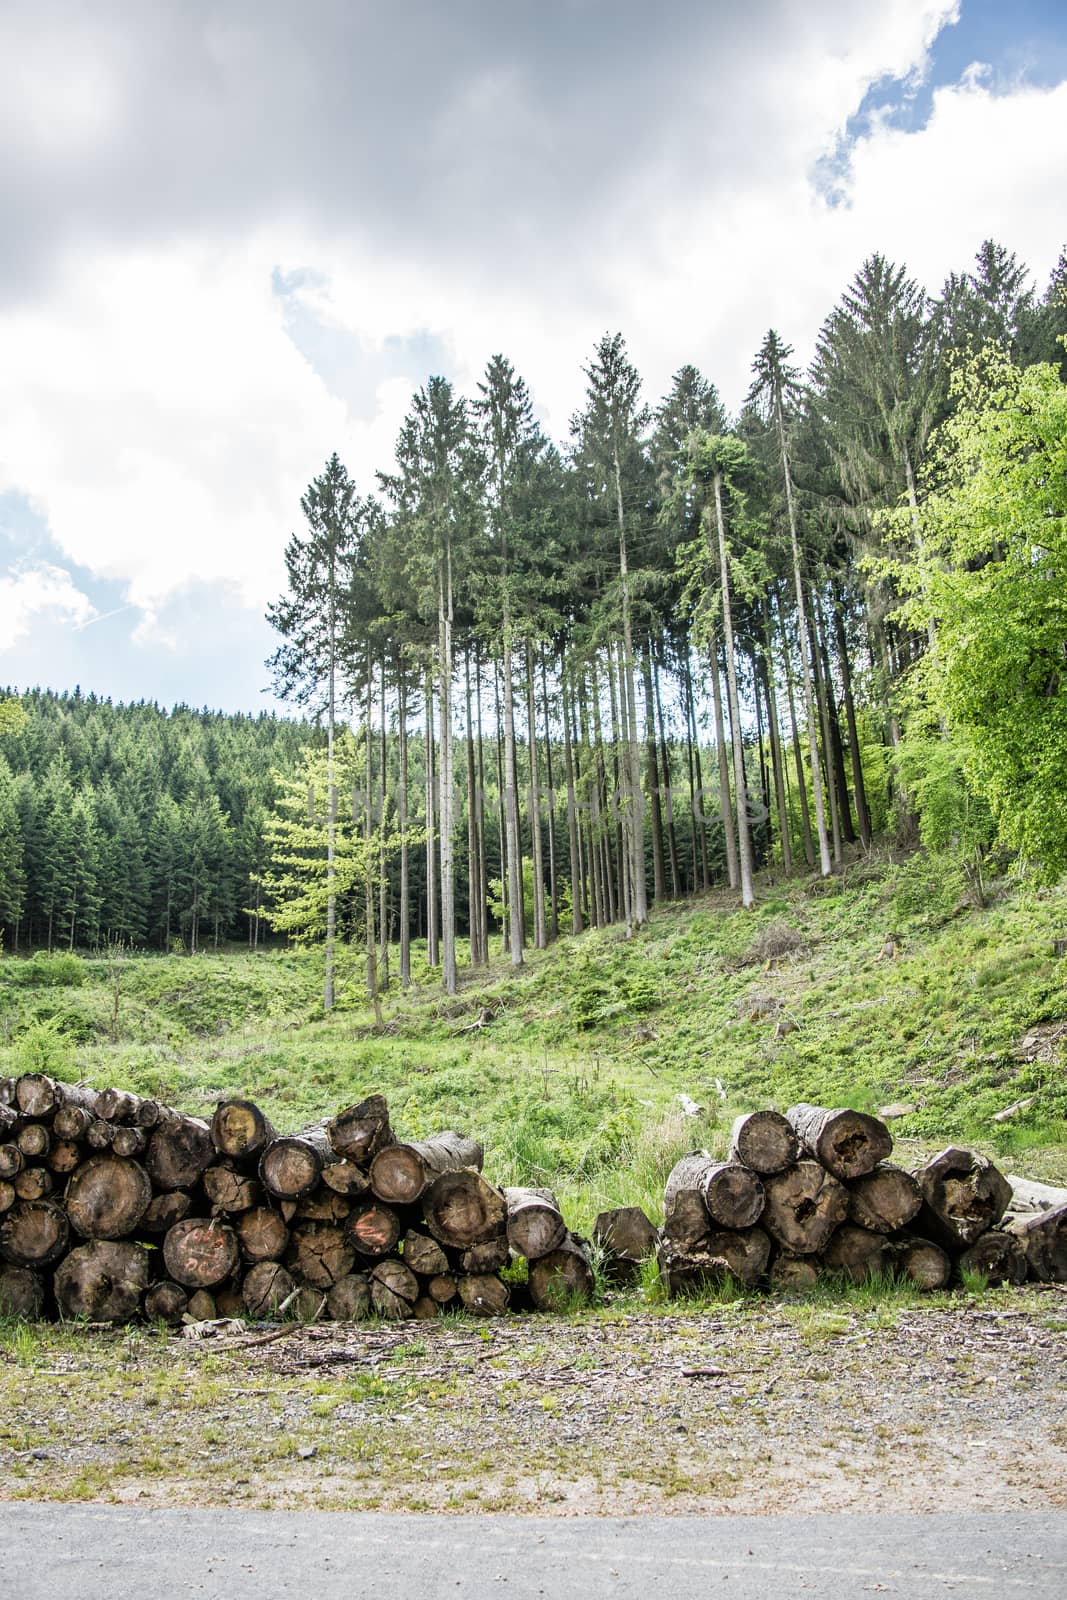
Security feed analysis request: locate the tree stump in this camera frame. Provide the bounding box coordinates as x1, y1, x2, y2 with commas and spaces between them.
163, 1217, 239, 1289
211, 1099, 276, 1161
728, 1110, 799, 1174
915, 1146, 1013, 1249
146, 1115, 215, 1191
527, 1234, 595, 1310
847, 1163, 922, 1234
144, 1280, 189, 1326
0, 1199, 69, 1266
54, 1240, 150, 1323
504, 1186, 567, 1260
327, 1094, 394, 1164
762, 1161, 848, 1254
786, 1104, 892, 1180
371, 1131, 483, 1205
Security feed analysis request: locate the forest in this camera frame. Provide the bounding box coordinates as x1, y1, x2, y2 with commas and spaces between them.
1, 240, 1065, 1003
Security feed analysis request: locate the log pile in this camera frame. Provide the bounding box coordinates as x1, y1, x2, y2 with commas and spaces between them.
0, 1078, 596, 1325
658, 1106, 1067, 1295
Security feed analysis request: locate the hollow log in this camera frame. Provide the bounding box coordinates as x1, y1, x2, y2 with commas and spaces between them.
286, 1222, 355, 1289
243, 1260, 296, 1318
14, 1167, 52, 1201
321, 1160, 371, 1199
659, 1227, 771, 1295
326, 1273, 371, 1320
54, 1240, 151, 1323
46, 1138, 83, 1175
163, 1217, 239, 1289
422, 1169, 506, 1250
728, 1110, 800, 1174
186, 1290, 217, 1321
458, 1273, 510, 1316
16, 1123, 51, 1159
428, 1272, 458, 1305
294, 1190, 350, 1224
144, 1280, 189, 1326
402, 1229, 450, 1277
786, 1103, 893, 1180
0, 1143, 23, 1180
15, 1076, 97, 1121
527, 1234, 595, 1310
847, 1163, 922, 1235
768, 1252, 820, 1292
203, 1164, 262, 1214
110, 1126, 148, 1159
821, 1223, 893, 1284
592, 1206, 658, 1283
65, 1154, 152, 1240
326, 1094, 393, 1164
889, 1234, 952, 1292
345, 1200, 402, 1259
1004, 1203, 1067, 1283
211, 1098, 277, 1161
915, 1146, 1013, 1249
504, 1186, 567, 1261
146, 1115, 215, 1191
259, 1125, 336, 1199
958, 1230, 1028, 1286
235, 1205, 289, 1263
0, 1264, 45, 1318
459, 1236, 510, 1274
141, 1190, 192, 1236
369, 1258, 418, 1319
1004, 1175, 1067, 1215
53, 1104, 94, 1141
763, 1161, 848, 1254
371, 1131, 483, 1205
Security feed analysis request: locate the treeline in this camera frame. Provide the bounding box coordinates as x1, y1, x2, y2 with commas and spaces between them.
261, 239, 1066, 1005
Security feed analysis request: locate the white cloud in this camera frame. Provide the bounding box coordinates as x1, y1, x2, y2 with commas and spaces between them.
0, 564, 96, 649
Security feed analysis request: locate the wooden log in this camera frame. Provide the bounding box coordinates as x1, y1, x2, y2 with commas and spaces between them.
401, 1229, 450, 1277
728, 1110, 799, 1174
65, 1155, 152, 1239
186, 1290, 217, 1321
1004, 1175, 1067, 1215
16, 1123, 51, 1158
14, 1167, 53, 1201
163, 1217, 240, 1289
85, 1118, 114, 1151
134, 1099, 168, 1129
326, 1094, 393, 1164
294, 1189, 350, 1224
371, 1131, 483, 1205
0, 1143, 23, 1180
94, 1087, 153, 1123
0, 1180, 14, 1214
658, 1227, 771, 1294
422, 1169, 506, 1250
369, 1258, 418, 1319
768, 1252, 820, 1292
0, 1077, 15, 1110
915, 1146, 1013, 1249
286, 1222, 355, 1289
412, 1295, 440, 1320
344, 1200, 402, 1259
15, 1076, 97, 1120
0, 1104, 15, 1138
527, 1234, 595, 1310
325, 1273, 371, 1320
427, 1272, 458, 1305
259, 1125, 336, 1199
821, 1223, 893, 1284
703, 1164, 765, 1230
211, 1098, 277, 1161
203, 1164, 262, 1214
459, 1236, 510, 1275
458, 1273, 511, 1316
144, 1280, 189, 1326
235, 1206, 289, 1262
958, 1230, 1028, 1286
321, 1160, 371, 1199
593, 1206, 659, 1264
141, 1190, 193, 1236
0, 1264, 45, 1318
762, 1161, 848, 1254
46, 1138, 82, 1175
243, 1260, 296, 1318
146, 1114, 215, 1191
662, 1152, 716, 1249
847, 1163, 922, 1234
54, 1240, 150, 1323
889, 1234, 952, 1292
786, 1103, 892, 1180
216, 1281, 245, 1319
1004, 1203, 1067, 1283
53, 1104, 94, 1141
504, 1186, 567, 1261
110, 1126, 148, 1159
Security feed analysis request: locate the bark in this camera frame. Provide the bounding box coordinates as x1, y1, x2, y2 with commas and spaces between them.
653, 653, 681, 897
540, 656, 560, 940
762, 1162, 849, 1254
1004, 1176, 1067, 1214
707, 625, 740, 891
422, 1168, 506, 1250
727, 1111, 799, 1175
525, 640, 547, 949
259, 1126, 337, 1200
502, 632, 525, 966
146, 1114, 215, 1192
847, 1164, 922, 1234
832, 584, 872, 847
821, 1223, 892, 1284
504, 1185, 567, 1261
371, 1131, 483, 1205
54, 1240, 150, 1323
659, 1227, 771, 1294
211, 1099, 276, 1162
560, 669, 584, 934
398, 662, 411, 987
0, 1198, 69, 1265
759, 627, 793, 876
65, 1155, 152, 1239
914, 1146, 1012, 1250
94, 1087, 154, 1123
527, 1234, 595, 1310
593, 1206, 658, 1284
642, 647, 666, 902
808, 605, 844, 865
786, 1104, 893, 1181
15, 1076, 97, 1120
778, 602, 815, 868
439, 540, 458, 996
663, 1152, 765, 1237
163, 1217, 240, 1289
424, 667, 438, 968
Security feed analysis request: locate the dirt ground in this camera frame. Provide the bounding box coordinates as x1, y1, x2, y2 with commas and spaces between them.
3, 1284, 1066, 1515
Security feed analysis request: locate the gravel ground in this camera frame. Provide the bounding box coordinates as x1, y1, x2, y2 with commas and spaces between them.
2, 1284, 1066, 1515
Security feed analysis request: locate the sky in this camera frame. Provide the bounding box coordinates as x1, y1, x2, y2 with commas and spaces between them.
1, 0, 1064, 716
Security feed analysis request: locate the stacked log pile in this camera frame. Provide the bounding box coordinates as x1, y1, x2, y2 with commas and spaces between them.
0, 1078, 595, 1325
659, 1105, 1067, 1295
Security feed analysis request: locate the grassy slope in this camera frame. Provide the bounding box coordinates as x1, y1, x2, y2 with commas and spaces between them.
2, 850, 1065, 1233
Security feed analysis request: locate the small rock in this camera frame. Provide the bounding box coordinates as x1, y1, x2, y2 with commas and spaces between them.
878, 1102, 916, 1121
297, 1445, 317, 1460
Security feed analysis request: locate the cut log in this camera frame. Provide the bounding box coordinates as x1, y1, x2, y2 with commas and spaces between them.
1004, 1175, 1067, 1215
65, 1155, 152, 1240
203, 1164, 261, 1214
459, 1236, 510, 1274
210, 1098, 277, 1161
0, 1180, 14, 1214
243, 1260, 296, 1318
55, 1240, 150, 1323
163, 1217, 240, 1289
285, 1222, 355, 1289
16, 1123, 51, 1158
889, 1234, 952, 1292
768, 1253, 820, 1292
110, 1126, 147, 1159
133, 1099, 168, 1129
85, 1118, 114, 1151
371, 1131, 483, 1205
0, 1265, 45, 1318
527, 1234, 595, 1310
141, 1190, 192, 1236
728, 1110, 799, 1174
294, 1190, 350, 1224
412, 1296, 440, 1320
326, 1094, 393, 1163
427, 1272, 458, 1305
94, 1087, 153, 1123
234, 1205, 289, 1263
259, 1125, 336, 1199
762, 1161, 848, 1254
216, 1282, 245, 1319
1004, 1203, 1067, 1283
345, 1200, 402, 1259
458, 1273, 510, 1316
958, 1230, 1028, 1287
0, 1104, 15, 1138
15, 1076, 97, 1120
144, 1280, 189, 1326
146, 1115, 215, 1191
915, 1146, 1013, 1249
847, 1163, 922, 1234
326, 1273, 372, 1320
592, 1206, 658, 1283
786, 1104, 892, 1180
0, 1143, 23, 1180
186, 1290, 217, 1321
14, 1167, 53, 1201
401, 1229, 450, 1277
46, 1138, 83, 1175
821, 1223, 893, 1284
663, 1152, 716, 1249
53, 1104, 94, 1141
422, 1169, 506, 1250
504, 1186, 567, 1261
321, 1160, 371, 1199
0, 1078, 15, 1110
369, 1258, 419, 1319
703, 1164, 765, 1230
659, 1227, 771, 1294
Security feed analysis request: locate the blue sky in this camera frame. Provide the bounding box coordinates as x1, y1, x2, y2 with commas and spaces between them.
1, 0, 1064, 716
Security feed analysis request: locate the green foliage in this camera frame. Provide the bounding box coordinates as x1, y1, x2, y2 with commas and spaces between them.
0, 698, 28, 738
11, 1016, 75, 1078
6, 951, 87, 987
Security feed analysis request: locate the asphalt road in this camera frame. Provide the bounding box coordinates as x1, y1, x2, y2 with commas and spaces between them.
3, 1504, 1065, 1597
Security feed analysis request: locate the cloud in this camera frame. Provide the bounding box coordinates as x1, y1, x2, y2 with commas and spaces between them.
0, 564, 96, 649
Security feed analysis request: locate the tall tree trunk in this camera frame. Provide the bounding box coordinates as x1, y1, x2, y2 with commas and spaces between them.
540, 656, 559, 941
761, 616, 793, 877
815, 590, 856, 846
474, 644, 489, 963
324, 590, 337, 1012
525, 640, 546, 950
577, 675, 603, 928
502, 634, 524, 967
778, 599, 815, 870
464, 646, 480, 967
612, 446, 648, 929
708, 624, 740, 893
439, 546, 457, 996
606, 645, 631, 933
424, 667, 438, 968
808, 606, 843, 869
364, 666, 383, 1027
642, 648, 666, 904
561, 666, 584, 935
398, 662, 411, 988
379, 652, 390, 990
682, 650, 709, 891
590, 663, 616, 924
654, 653, 680, 897
492, 664, 510, 954
832, 585, 872, 848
